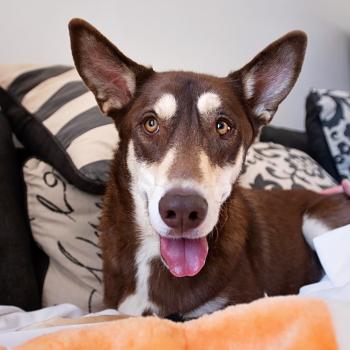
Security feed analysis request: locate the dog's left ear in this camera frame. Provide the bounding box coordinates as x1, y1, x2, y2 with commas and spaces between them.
229, 31, 307, 127
69, 18, 153, 117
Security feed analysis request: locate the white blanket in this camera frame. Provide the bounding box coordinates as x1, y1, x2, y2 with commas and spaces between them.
0, 304, 119, 348
300, 223, 350, 299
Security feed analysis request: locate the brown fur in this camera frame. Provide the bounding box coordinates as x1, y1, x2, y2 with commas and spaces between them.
69, 19, 350, 318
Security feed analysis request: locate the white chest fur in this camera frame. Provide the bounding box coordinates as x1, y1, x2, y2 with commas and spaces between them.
118, 235, 160, 316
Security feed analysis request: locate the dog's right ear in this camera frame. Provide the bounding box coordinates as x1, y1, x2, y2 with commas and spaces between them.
69, 18, 153, 117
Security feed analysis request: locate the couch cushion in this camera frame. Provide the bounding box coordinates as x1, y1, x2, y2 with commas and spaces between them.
0, 64, 118, 195
306, 89, 350, 182
240, 142, 336, 190
23, 158, 103, 312
0, 113, 41, 311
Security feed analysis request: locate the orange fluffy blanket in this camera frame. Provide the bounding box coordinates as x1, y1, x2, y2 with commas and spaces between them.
8, 296, 350, 350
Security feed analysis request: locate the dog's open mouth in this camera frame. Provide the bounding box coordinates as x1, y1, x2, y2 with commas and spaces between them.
160, 236, 208, 277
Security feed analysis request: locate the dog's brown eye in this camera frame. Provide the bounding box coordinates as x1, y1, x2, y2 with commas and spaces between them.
216, 120, 231, 136
144, 117, 159, 134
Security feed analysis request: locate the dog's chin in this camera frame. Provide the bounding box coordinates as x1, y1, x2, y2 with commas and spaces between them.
158, 231, 209, 278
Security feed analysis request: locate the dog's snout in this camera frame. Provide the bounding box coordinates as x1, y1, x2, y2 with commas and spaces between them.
159, 190, 208, 233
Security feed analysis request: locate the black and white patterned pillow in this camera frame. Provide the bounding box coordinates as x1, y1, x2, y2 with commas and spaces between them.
240, 142, 336, 190
23, 158, 103, 313
0, 64, 117, 194
307, 88, 350, 180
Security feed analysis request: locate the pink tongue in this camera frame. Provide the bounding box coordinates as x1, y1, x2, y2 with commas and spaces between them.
160, 237, 208, 277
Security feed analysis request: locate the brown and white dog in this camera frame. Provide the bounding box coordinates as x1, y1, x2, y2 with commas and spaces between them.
69, 19, 350, 319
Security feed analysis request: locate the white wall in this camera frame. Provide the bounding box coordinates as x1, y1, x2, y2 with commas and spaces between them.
1, 0, 350, 130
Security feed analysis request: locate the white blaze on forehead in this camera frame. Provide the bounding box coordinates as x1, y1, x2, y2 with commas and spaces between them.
197, 92, 222, 115
153, 93, 177, 120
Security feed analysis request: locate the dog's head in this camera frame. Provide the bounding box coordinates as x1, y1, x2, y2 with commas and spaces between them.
69, 19, 306, 278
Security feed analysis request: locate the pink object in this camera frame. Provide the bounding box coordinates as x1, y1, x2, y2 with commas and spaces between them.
321, 179, 350, 196
160, 236, 208, 277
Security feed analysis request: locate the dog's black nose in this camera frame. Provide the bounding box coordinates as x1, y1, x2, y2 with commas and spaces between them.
159, 190, 208, 233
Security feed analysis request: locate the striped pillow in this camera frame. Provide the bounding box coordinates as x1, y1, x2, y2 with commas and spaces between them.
0, 64, 118, 194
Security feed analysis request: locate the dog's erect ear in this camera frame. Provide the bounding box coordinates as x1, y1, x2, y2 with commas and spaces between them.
69, 18, 153, 116
229, 31, 307, 126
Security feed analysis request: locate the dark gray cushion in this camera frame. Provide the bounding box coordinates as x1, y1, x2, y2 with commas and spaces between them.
0, 112, 42, 310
